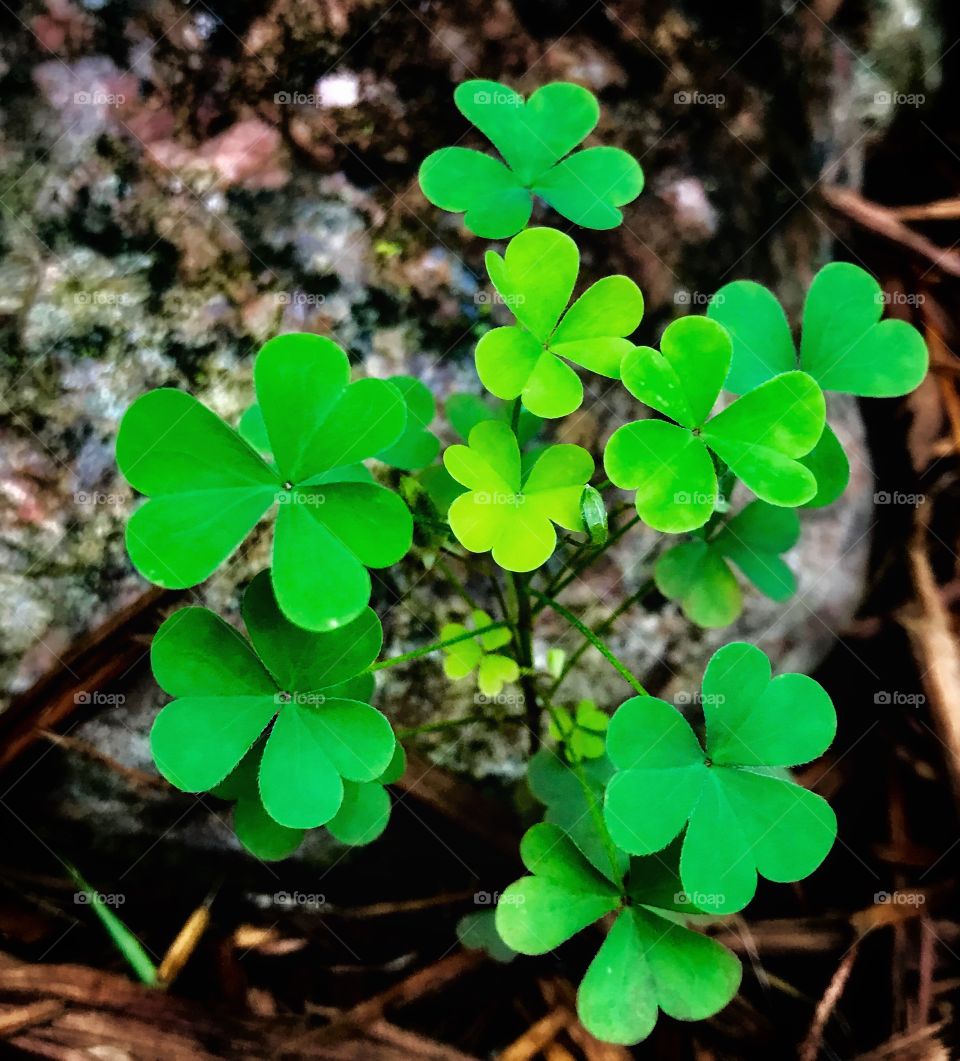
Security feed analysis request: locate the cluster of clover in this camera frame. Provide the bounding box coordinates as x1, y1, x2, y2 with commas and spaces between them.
115, 81, 927, 1045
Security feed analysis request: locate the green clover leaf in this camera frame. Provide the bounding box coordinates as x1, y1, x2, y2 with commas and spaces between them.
708, 264, 928, 507
528, 747, 628, 883
373, 375, 440, 471
444, 420, 594, 572
604, 316, 825, 532
496, 823, 741, 1046
117, 333, 414, 631
475, 228, 644, 418
419, 81, 644, 238
150, 571, 396, 830
547, 699, 609, 762
216, 740, 406, 858
457, 909, 517, 963
441, 609, 518, 696
655, 501, 801, 627
708, 262, 929, 398
603, 642, 837, 914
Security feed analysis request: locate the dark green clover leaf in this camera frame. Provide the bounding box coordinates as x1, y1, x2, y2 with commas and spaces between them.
603, 642, 837, 914
117, 333, 413, 631
419, 81, 644, 238
475, 228, 644, 418
150, 571, 395, 831
444, 420, 594, 571
528, 747, 628, 883
708, 263, 928, 507
655, 501, 800, 628
604, 316, 825, 532
374, 375, 440, 471
457, 909, 517, 963
441, 609, 518, 696
496, 824, 741, 1045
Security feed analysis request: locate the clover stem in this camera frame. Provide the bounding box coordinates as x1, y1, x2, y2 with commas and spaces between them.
397, 714, 525, 739
539, 512, 642, 600
511, 571, 542, 748
531, 590, 648, 697
435, 555, 481, 611
371, 620, 510, 670
547, 577, 655, 699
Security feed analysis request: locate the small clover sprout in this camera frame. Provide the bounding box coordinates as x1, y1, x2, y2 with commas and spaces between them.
475, 227, 644, 418
603, 642, 837, 914
496, 824, 742, 1045
655, 501, 801, 627
150, 571, 396, 831
441, 609, 518, 696
419, 81, 644, 238
708, 263, 929, 507
117, 334, 413, 631
604, 316, 825, 532
443, 420, 594, 571
547, 699, 609, 761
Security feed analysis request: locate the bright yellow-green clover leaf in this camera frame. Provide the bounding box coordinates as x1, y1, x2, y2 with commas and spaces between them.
441, 609, 518, 696
475, 227, 644, 418
117, 333, 413, 631
603, 642, 837, 914
548, 699, 609, 761
419, 81, 644, 238
604, 316, 825, 533
443, 420, 594, 572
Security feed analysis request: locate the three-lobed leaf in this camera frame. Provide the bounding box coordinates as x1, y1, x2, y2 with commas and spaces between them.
118, 333, 413, 631
476, 228, 644, 418
603, 642, 837, 913
419, 81, 643, 238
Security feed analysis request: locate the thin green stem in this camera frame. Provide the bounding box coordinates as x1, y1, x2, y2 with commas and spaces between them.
435, 555, 480, 611
547, 578, 654, 699
397, 714, 524, 739
531, 590, 647, 697
539, 512, 642, 602
371, 621, 509, 671
511, 571, 542, 746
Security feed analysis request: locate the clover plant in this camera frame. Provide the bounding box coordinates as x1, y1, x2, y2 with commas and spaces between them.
115, 80, 928, 1046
